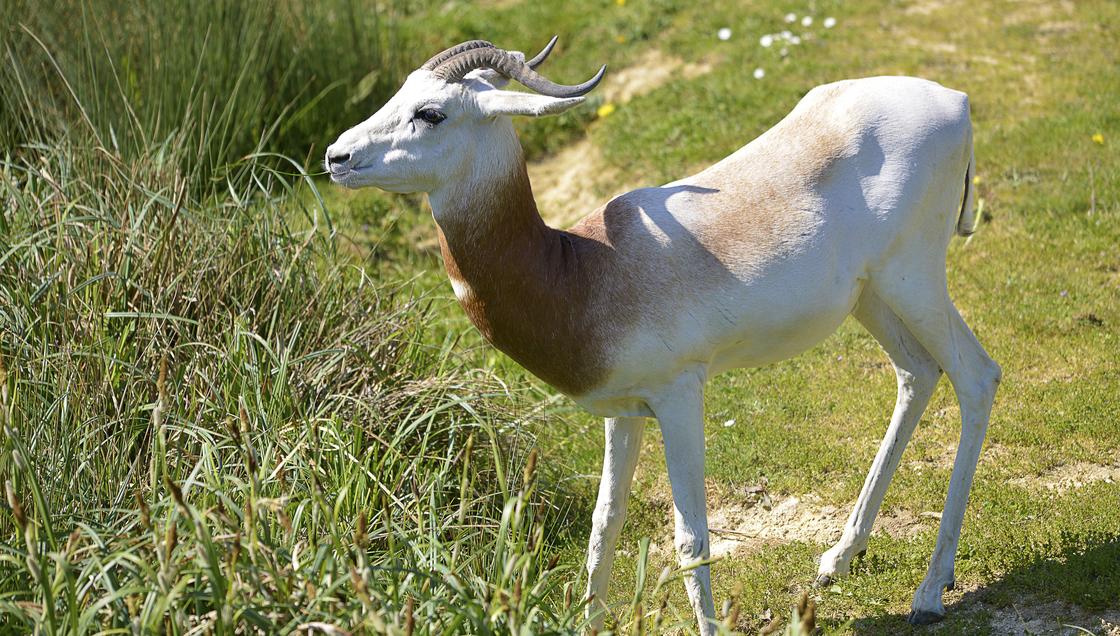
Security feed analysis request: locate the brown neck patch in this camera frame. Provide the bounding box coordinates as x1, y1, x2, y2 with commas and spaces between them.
434, 163, 616, 396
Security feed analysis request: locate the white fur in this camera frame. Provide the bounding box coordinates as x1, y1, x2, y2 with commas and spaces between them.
327, 66, 1000, 634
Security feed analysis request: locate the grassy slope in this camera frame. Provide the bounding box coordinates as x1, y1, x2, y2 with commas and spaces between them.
330, 0, 1119, 632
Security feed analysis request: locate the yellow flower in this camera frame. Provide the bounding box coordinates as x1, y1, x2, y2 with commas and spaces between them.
615, 34, 627, 43
616, 0, 626, 5
1092, 132, 1105, 145
972, 175, 982, 185
597, 103, 617, 118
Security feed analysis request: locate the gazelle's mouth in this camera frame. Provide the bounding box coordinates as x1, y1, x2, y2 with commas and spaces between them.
329, 164, 374, 183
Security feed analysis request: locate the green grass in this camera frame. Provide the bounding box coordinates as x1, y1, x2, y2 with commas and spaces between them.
2, 0, 1118, 633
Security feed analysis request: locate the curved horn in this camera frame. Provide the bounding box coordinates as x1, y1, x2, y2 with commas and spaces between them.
434, 47, 606, 98
525, 35, 559, 69
420, 40, 494, 71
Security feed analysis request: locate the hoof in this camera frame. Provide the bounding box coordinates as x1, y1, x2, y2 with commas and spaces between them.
855, 549, 867, 559
945, 579, 955, 592
907, 609, 945, 626
814, 574, 833, 588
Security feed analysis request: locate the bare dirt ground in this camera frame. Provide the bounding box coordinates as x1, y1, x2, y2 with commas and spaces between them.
1010, 461, 1120, 492
690, 494, 937, 561
955, 600, 1120, 636
642, 467, 1119, 633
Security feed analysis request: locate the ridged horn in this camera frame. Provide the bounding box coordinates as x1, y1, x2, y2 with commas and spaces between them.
433, 47, 606, 98
420, 40, 495, 71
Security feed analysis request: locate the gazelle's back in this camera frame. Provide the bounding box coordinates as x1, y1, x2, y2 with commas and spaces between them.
675, 76, 972, 274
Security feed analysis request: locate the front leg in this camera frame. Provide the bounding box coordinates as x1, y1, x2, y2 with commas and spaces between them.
651, 373, 717, 636
585, 416, 645, 631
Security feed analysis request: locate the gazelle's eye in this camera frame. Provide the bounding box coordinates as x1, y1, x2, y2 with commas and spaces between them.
414, 108, 446, 125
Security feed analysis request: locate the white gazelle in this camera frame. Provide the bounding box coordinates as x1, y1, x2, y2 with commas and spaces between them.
326, 38, 1000, 633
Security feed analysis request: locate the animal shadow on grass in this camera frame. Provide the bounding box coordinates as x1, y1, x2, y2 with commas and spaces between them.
848, 531, 1120, 634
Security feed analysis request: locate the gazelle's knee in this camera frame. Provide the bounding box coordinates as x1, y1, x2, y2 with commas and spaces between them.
956, 355, 1001, 411
983, 357, 1002, 387
675, 527, 709, 563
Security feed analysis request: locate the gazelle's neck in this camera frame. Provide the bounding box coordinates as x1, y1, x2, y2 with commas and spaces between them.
429, 153, 550, 261
427, 151, 613, 396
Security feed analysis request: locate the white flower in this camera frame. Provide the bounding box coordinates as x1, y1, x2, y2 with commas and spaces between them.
723, 419, 736, 428
824, 16, 837, 28
785, 12, 797, 23
780, 46, 789, 57
801, 15, 813, 27
718, 27, 732, 41
753, 67, 766, 79
790, 35, 802, 45
781, 30, 793, 40
760, 34, 774, 47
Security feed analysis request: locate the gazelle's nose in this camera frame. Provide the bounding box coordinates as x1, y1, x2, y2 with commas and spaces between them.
327, 150, 351, 167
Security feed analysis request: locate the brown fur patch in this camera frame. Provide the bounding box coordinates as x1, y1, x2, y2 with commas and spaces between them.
673, 83, 858, 263
436, 167, 622, 395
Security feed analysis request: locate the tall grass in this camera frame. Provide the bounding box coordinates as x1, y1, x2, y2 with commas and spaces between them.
0, 135, 600, 630
0, 0, 410, 196
0, 148, 727, 628
0, 1, 588, 632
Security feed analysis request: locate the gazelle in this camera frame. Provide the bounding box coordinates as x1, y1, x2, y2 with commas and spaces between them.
326, 38, 1000, 633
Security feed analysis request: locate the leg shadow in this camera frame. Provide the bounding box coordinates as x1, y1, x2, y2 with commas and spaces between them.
849, 532, 1120, 634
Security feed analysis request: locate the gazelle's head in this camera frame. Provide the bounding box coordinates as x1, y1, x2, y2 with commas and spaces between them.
325, 38, 605, 193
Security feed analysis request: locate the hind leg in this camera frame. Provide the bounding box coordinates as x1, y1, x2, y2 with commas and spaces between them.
817, 289, 942, 585
871, 270, 1001, 625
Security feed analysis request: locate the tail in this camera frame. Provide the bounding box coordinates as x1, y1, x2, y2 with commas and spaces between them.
955, 143, 977, 237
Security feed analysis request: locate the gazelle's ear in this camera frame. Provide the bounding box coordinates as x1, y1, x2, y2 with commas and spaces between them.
467, 68, 510, 88
476, 89, 584, 118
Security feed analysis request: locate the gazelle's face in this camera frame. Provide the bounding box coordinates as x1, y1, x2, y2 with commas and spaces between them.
325, 69, 585, 193
326, 72, 477, 192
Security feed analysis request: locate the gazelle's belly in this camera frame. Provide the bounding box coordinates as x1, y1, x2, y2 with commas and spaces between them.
573, 259, 866, 418
706, 279, 862, 374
